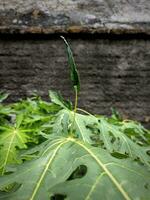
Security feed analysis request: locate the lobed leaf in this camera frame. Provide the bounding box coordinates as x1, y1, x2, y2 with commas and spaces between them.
52, 109, 150, 166
0, 137, 149, 200
49, 90, 72, 110
0, 95, 62, 175
0, 125, 30, 175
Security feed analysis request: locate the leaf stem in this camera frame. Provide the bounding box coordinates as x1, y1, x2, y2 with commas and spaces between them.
77, 108, 93, 116
74, 86, 78, 113
70, 86, 78, 134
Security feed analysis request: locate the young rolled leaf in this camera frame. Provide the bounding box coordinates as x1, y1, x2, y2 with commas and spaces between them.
0, 137, 149, 200
61, 36, 80, 92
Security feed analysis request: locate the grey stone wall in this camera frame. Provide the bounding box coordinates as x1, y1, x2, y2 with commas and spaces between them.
0, 0, 149, 34
0, 0, 150, 127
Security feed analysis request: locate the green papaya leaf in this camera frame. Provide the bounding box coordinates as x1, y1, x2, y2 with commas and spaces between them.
0, 105, 12, 116
111, 107, 122, 121
0, 92, 9, 103
51, 109, 95, 142
120, 120, 150, 145
52, 109, 150, 166
96, 118, 150, 166
61, 36, 80, 92
49, 90, 72, 110
0, 137, 149, 200
0, 125, 31, 175
9, 95, 62, 139
52, 110, 70, 136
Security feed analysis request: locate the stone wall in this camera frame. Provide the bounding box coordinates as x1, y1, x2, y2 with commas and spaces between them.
0, 0, 149, 34
0, 0, 150, 127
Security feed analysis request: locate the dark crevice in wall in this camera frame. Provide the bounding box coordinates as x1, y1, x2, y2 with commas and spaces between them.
0, 33, 150, 41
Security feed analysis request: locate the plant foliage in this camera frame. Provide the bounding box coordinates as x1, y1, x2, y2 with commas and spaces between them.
0, 38, 149, 200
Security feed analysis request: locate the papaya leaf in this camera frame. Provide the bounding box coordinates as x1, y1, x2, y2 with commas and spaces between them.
61, 36, 80, 92
0, 105, 12, 116
0, 137, 149, 200
96, 118, 150, 166
9, 96, 62, 140
120, 120, 150, 145
52, 109, 150, 166
52, 109, 95, 142
52, 110, 70, 137
49, 90, 72, 110
111, 107, 122, 121
0, 125, 31, 175
0, 92, 9, 103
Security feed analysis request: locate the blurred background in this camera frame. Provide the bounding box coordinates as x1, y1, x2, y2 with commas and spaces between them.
0, 0, 150, 127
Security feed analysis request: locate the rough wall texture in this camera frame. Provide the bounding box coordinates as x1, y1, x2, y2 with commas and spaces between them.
0, 0, 150, 126
0, 0, 150, 34
0, 38, 150, 126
